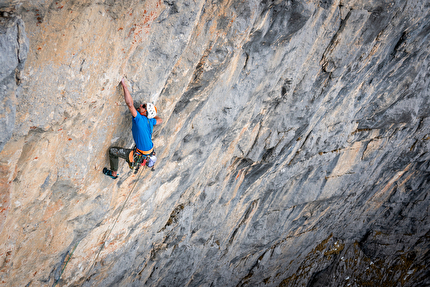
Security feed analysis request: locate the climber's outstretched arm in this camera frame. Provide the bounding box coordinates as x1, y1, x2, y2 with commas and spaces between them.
121, 78, 137, 118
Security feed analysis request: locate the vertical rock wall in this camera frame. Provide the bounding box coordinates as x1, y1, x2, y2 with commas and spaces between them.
0, 0, 429, 286
0, 10, 28, 151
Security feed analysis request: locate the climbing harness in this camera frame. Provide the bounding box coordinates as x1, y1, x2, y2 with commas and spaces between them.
129, 147, 157, 173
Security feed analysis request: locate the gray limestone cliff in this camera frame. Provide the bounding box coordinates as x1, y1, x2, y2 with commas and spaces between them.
0, 8, 28, 152
0, 0, 429, 286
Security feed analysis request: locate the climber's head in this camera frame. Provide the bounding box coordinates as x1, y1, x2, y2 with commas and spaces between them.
145, 103, 157, 119
137, 103, 147, 116
137, 103, 157, 118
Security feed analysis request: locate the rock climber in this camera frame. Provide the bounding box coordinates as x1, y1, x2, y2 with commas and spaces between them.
103, 78, 162, 179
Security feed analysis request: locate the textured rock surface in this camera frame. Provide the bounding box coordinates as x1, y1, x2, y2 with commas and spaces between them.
0, 0, 429, 286
0, 11, 28, 152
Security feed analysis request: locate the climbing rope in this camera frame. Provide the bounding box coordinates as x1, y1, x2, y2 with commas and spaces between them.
52, 166, 145, 286
85, 166, 145, 280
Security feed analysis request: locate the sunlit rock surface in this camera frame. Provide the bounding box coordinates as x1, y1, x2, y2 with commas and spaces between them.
0, 0, 429, 286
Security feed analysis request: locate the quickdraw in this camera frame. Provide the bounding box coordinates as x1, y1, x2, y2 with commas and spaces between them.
129, 147, 156, 173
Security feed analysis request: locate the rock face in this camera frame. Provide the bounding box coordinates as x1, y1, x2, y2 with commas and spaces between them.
0, 10, 28, 152
0, 0, 429, 286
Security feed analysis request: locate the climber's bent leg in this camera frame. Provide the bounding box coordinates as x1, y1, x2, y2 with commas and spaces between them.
108, 147, 133, 176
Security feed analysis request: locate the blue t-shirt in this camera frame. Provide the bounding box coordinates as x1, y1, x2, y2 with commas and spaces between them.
132, 113, 157, 152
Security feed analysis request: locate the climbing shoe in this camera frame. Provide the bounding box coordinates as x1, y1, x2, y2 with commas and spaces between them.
103, 167, 118, 179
